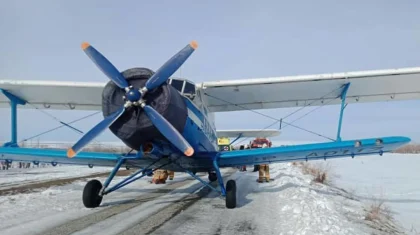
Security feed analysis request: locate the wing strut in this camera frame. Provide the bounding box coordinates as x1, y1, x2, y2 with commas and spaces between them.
0, 89, 26, 147
229, 133, 243, 145
336, 83, 351, 142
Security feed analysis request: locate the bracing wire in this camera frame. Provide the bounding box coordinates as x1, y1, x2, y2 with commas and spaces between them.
26, 102, 85, 135
19, 111, 101, 143
204, 84, 346, 145
282, 97, 337, 129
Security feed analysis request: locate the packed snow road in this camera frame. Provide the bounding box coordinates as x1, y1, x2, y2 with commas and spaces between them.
0, 162, 404, 235
0, 167, 234, 235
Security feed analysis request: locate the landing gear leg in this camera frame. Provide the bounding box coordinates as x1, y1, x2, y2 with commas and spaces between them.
82, 157, 168, 208
212, 155, 236, 209
83, 158, 124, 208
179, 155, 237, 209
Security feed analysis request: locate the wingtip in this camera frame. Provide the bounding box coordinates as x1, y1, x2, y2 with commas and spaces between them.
189, 40, 198, 49
81, 42, 90, 50
67, 148, 76, 158
184, 147, 194, 157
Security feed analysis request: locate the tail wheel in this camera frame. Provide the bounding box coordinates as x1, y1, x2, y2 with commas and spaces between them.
225, 180, 237, 209
208, 172, 217, 182
83, 180, 103, 208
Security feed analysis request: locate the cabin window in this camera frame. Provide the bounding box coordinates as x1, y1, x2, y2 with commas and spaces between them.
183, 82, 196, 95
170, 79, 184, 92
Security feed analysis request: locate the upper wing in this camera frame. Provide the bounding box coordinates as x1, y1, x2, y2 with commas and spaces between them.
0, 80, 104, 110
217, 136, 410, 167
2, 67, 420, 112
216, 129, 280, 138
199, 67, 420, 112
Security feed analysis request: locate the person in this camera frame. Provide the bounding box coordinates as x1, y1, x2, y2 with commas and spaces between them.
239, 145, 247, 171
258, 144, 270, 183
168, 170, 175, 180
151, 169, 169, 184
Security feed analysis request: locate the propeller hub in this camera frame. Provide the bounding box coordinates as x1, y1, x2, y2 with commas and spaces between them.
126, 89, 141, 102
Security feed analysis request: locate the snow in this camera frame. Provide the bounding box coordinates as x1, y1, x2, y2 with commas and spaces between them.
0, 156, 415, 234
0, 165, 112, 189
329, 153, 420, 234
152, 164, 380, 235
0, 170, 200, 235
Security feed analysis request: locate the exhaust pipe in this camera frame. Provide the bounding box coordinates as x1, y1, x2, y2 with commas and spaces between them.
140, 142, 163, 158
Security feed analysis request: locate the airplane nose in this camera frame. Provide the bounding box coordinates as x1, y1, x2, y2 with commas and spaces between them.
126, 89, 141, 102
102, 67, 188, 151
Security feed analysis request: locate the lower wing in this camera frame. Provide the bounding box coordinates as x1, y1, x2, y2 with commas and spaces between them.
0, 147, 154, 168
218, 136, 410, 167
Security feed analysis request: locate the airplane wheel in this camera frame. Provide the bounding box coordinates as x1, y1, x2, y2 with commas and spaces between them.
208, 172, 217, 182
225, 180, 237, 209
83, 180, 103, 208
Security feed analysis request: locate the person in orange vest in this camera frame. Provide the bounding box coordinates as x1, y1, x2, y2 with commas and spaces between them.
151, 169, 169, 184
258, 143, 270, 183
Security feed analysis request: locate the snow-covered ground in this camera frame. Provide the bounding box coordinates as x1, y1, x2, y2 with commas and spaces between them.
329, 153, 420, 234
0, 162, 401, 235
0, 170, 200, 235
152, 163, 395, 235
0, 165, 112, 189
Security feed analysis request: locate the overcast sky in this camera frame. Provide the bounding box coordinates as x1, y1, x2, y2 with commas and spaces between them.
1, 0, 420, 146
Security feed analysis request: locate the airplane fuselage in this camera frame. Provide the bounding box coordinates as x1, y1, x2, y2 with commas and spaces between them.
181, 96, 218, 152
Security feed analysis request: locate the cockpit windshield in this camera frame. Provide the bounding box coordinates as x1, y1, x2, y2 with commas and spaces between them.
170, 79, 184, 92
169, 78, 196, 98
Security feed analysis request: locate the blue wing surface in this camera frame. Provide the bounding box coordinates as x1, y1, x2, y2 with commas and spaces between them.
218, 136, 410, 167
0, 147, 148, 167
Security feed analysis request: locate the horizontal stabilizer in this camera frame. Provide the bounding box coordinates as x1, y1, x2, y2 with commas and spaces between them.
218, 136, 410, 167
216, 129, 280, 138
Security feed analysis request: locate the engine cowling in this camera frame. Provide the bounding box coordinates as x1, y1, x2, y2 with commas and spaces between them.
102, 67, 188, 150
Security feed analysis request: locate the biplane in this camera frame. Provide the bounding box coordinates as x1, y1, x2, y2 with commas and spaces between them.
0, 41, 417, 209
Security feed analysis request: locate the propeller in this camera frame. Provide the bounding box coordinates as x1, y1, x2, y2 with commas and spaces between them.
67, 41, 198, 158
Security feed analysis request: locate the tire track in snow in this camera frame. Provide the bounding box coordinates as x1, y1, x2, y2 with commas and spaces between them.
119, 180, 217, 235
41, 169, 236, 235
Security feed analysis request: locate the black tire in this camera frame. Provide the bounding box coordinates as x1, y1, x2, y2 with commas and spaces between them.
225, 180, 237, 209
208, 172, 217, 182
83, 180, 103, 208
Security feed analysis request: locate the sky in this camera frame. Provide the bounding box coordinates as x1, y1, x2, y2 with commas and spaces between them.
1, 0, 420, 146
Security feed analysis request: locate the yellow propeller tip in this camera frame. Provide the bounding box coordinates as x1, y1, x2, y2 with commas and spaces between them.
67, 148, 76, 158
190, 40, 198, 49
81, 42, 90, 50
184, 147, 194, 157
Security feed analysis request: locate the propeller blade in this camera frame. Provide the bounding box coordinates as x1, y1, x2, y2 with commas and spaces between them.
67, 106, 125, 158
143, 105, 194, 156
145, 41, 198, 91
81, 42, 129, 89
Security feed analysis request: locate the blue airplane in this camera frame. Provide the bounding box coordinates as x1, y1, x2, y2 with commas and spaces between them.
0, 41, 415, 209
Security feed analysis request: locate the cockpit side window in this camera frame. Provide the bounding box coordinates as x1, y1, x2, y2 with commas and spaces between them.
183, 82, 196, 95
170, 79, 184, 92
